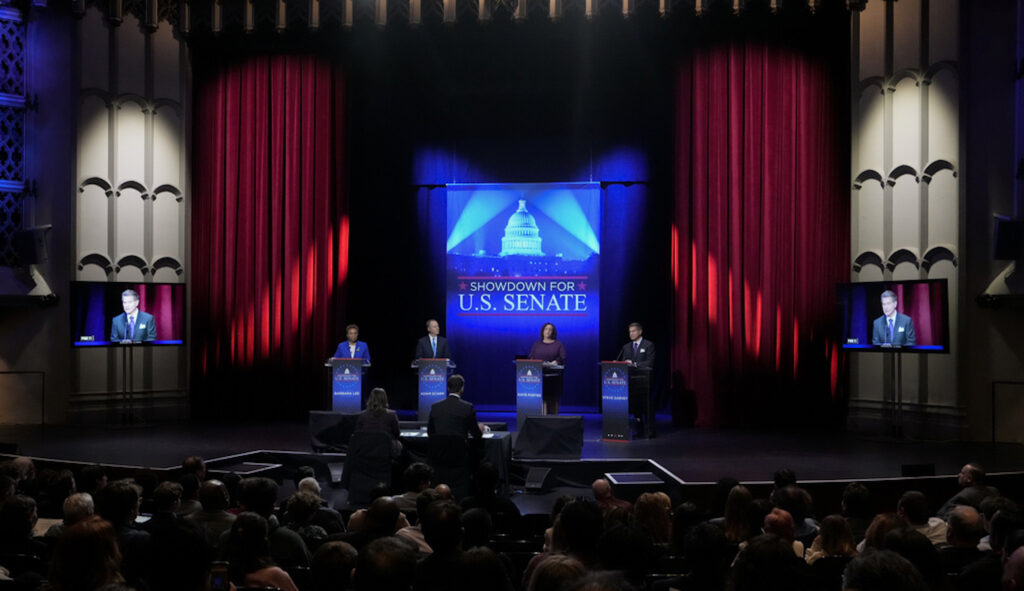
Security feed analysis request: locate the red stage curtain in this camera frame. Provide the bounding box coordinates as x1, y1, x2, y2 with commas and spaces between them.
192, 54, 348, 417
673, 40, 849, 428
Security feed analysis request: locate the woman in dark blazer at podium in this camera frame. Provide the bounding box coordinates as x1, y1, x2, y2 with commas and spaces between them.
355, 387, 402, 457
529, 322, 567, 416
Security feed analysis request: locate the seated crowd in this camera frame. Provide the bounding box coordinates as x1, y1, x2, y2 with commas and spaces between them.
0, 456, 1021, 591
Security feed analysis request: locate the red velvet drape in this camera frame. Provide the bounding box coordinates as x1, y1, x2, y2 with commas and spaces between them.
192, 54, 348, 416
673, 41, 849, 428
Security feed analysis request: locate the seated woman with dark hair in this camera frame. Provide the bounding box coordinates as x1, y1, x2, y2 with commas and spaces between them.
226, 512, 299, 591
355, 387, 402, 458
48, 516, 123, 591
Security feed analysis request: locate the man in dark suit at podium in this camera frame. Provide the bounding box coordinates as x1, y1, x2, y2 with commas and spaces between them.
415, 319, 451, 360
616, 322, 656, 437
617, 322, 655, 368
110, 289, 157, 343
428, 375, 484, 439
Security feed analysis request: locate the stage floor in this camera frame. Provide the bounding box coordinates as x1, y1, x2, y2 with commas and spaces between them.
2, 412, 1021, 484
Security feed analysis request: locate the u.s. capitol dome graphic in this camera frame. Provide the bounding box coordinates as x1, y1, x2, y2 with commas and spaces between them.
499, 200, 545, 257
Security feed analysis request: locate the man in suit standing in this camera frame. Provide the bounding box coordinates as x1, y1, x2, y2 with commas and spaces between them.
427, 375, 484, 439
872, 290, 916, 347
110, 289, 157, 342
334, 324, 371, 362
415, 319, 452, 360
617, 322, 655, 369
616, 322, 656, 437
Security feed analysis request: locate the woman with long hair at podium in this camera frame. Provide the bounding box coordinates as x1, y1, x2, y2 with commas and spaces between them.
529, 323, 567, 415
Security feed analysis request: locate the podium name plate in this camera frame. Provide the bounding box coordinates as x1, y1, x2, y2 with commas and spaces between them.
515, 359, 545, 431
418, 358, 449, 420
601, 361, 631, 441
330, 358, 365, 413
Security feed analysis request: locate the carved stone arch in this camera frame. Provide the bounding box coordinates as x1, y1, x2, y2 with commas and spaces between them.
887, 165, 919, 186
923, 61, 959, 84
78, 253, 114, 274
853, 170, 884, 190
116, 180, 150, 199
888, 69, 923, 91
152, 184, 184, 202
115, 254, 151, 275
152, 256, 184, 276
922, 245, 958, 271
80, 88, 115, 107
152, 98, 184, 117
80, 177, 114, 196
853, 250, 885, 273
886, 248, 920, 271
859, 77, 885, 96
922, 160, 958, 183
115, 93, 152, 113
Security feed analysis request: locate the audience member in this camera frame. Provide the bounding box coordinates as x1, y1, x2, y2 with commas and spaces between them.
181, 456, 207, 481
416, 500, 465, 591
859, 512, 908, 552
394, 463, 434, 515
454, 546, 515, 591
93, 479, 151, 587
177, 473, 203, 517
396, 488, 441, 556
710, 477, 740, 519
761, 508, 804, 558
461, 462, 522, 535
47, 516, 123, 591
0, 474, 15, 506
592, 478, 632, 513
771, 486, 819, 547
597, 523, 656, 587
232, 476, 311, 567
187, 479, 236, 549
841, 482, 873, 545
957, 508, 1024, 591
633, 491, 672, 545
35, 468, 76, 519
937, 505, 986, 576
225, 512, 299, 591
146, 486, 210, 591
670, 501, 706, 555
312, 540, 358, 591
882, 527, 946, 591
45, 491, 94, 538
296, 476, 346, 534
842, 549, 929, 591
897, 490, 947, 546
936, 462, 999, 520
141, 481, 183, 534
730, 533, 812, 591
285, 490, 329, 552
77, 464, 108, 496
353, 536, 417, 591
0, 494, 48, 569
461, 507, 493, 550
715, 484, 754, 544
526, 554, 587, 591
1004, 545, 1024, 591
334, 495, 405, 551
978, 495, 1016, 551
565, 571, 637, 591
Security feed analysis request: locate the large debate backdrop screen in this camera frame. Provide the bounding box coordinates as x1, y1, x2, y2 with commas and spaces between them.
446, 182, 601, 410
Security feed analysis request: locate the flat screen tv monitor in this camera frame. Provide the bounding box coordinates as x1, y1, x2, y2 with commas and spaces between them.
837, 279, 949, 353
70, 282, 185, 346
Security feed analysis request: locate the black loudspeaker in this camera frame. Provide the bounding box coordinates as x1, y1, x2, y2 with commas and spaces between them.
994, 219, 1024, 260
901, 463, 936, 477
13, 228, 47, 265
308, 411, 359, 452
513, 415, 583, 459
524, 467, 554, 491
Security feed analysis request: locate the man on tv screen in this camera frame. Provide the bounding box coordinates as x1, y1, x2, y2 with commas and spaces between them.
110, 289, 157, 343
872, 289, 915, 347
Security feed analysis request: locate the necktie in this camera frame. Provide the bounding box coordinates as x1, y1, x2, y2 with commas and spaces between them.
633, 341, 639, 357
888, 318, 894, 343
128, 315, 136, 339
431, 337, 437, 357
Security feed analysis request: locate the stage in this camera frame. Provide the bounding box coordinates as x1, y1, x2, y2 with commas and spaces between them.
3, 413, 1024, 517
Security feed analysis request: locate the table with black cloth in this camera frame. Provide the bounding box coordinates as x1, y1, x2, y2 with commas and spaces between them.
399, 430, 512, 491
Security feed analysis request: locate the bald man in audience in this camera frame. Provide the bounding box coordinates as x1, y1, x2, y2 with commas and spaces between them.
591, 478, 631, 513
938, 505, 987, 576
1005, 546, 1024, 591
